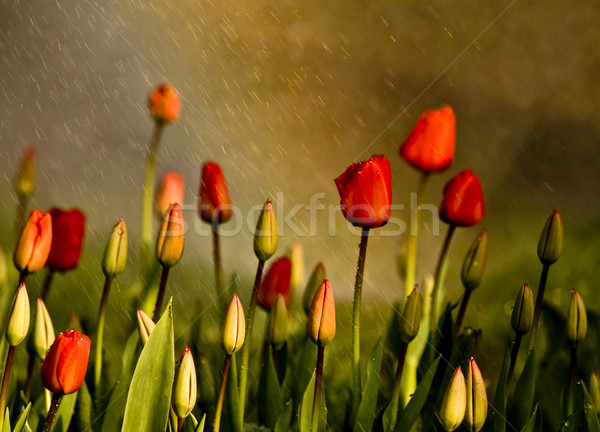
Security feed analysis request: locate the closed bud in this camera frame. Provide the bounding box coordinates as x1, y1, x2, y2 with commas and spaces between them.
156, 203, 185, 267
400, 285, 422, 343
41, 329, 91, 394
439, 367, 466, 431
47, 208, 86, 272
461, 230, 487, 291
172, 347, 197, 419
14, 209, 53, 274
14, 147, 37, 201
137, 309, 156, 345
288, 242, 304, 292
511, 284, 534, 335
566, 289, 587, 346
254, 199, 278, 261
6, 283, 30, 346
30, 298, 55, 360
465, 358, 487, 432
267, 294, 289, 351
589, 372, 600, 415
258, 257, 292, 310
197, 353, 216, 404
537, 210, 563, 265
102, 219, 128, 279
155, 172, 185, 217
303, 262, 326, 315
222, 294, 245, 355
149, 84, 180, 124
307, 280, 336, 346
198, 162, 233, 224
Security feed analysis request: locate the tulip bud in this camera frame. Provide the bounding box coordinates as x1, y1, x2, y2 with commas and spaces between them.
14, 147, 36, 201
399, 285, 421, 344
302, 262, 326, 315
197, 353, 216, 404
461, 230, 487, 291
465, 358, 487, 432
6, 283, 30, 347
13, 209, 53, 274
307, 280, 336, 346
102, 219, 128, 279
288, 242, 304, 292
267, 294, 289, 351
149, 84, 180, 124
29, 298, 55, 360
155, 172, 185, 217
439, 367, 466, 431
439, 169, 484, 227
254, 200, 278, 261
40, 329, 91, 394
156, 203, 185, 267
46, 208, 86, 272
537, 210, 563, 265
566, 290, 587, 346
172, 347, 197, 419
589, 372, 600, 415
257, 257, 292, 310
198, 161, 233, 224
137, 309, 156, 346
511, 284, 534, 335
222, 294, 245, 355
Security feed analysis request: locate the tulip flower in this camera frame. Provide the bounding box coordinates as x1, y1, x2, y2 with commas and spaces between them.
400, 105, 455, 173
439, 367, 466, 431
589, 373, 600, 415
302, 262, 326, 315
102, 219, 128, 279
507, 283, 535, 382
46, 208, 86, 272
149, 84, 180, 124
155, 171, 185, 217
288, 241, 305, 294
267, 294, 289, 351
31, 298, 55, 360
13, 209, 52, 280
172, 347, 197, 428
439, 169, 484, 227
137, 309, 156, 346
565, 290, 587, 417
465, 358, 487, 432
257, 257, 292, 310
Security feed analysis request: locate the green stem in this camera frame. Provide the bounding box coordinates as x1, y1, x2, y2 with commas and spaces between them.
24, 353, 35, 400
429, 224, 456, 337
528, 263, 550, 351
177, 417, 185, 432
42, 392, 61, 432
311, 345, 325, 431
212, 221, 226, 311
566, 345, 577, 416
454, 289, 472, 335
0, 345, 15, 427
152, 266, 171, 322
507, 332, 523, 384
41, 269, 55, 302
238, 259, 265, 423
351, 227, 370, 420
389, 342, 409, 429
214, 354, 231, 432
404, 172, 431, 299
94, 276, 113, 405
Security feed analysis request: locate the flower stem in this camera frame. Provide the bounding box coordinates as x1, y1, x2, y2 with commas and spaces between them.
429, 224, 456, 338
214, 354, 232, 432
152, 266, 171, 322
212, 221, 226, 312
389, 342, 409, 429
0, 345, 16, 427
94, 276, 113, 406
238, 259, 265, 423
24, 354, 35, 399
41, 269, 55, 302
177, 417, 185, 432
42, 392, 62, 432
404, 172, 431, 299
18, 272, 27, 287
351, 227, 369, 419
311, 345, 325, 431
528, 263, 550, 351
454, 289, 472, 335
507, 332, 523, 384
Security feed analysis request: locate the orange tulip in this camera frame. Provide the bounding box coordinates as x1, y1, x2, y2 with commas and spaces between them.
155, 172, 185, 217
40, 329, 91, 394
307, 279, 336, 346
149, 84, 180, 124
198, 161, 233, 224
13, 209, 52, 274
439, 169, 484, 227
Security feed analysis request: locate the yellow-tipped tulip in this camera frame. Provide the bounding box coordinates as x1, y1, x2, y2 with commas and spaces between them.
6, 283, 30, 347
14, 147, 37, 201
537, 210, 563, 265
14, 209, 52, 274
288, 242, 305, 292
439, 367, 466, 431
222, 294, 245, 355
307, 279, 336, 346
172, 347, 197, 419
137, 309, 156, 345
566, 289, 587, 346
400, 285, 421, 344
102, 219, 128, 279
589, 372, 600, 415
156, 203, 185, 267
267, 294, 289, 351
29, 298, 55, 359
465, 358, 487, 432
302, 262, 326, 315
461, 230, 487, 291
254, 199, 278, 262
511, 284, 534, 335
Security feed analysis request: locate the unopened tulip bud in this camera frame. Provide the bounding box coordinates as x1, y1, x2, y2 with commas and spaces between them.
197, 353, 216, 404
566, 290, 587, 346
29, 298, 55, 360
511, 284, 534, 335
14, 147, 36, 201
267, 294, 289, 351
537, 210, 563, 265
288, 242, 304, 292
155, 172, 185, 217
137, 309, 155, 346
254, 200, 278, 261
589, 372, 600, 415
461, 230, 487, 291
439, 367, 466, 431
41, 329, 91, 394
102, 219, 128, 279
400, 285, 421, 343
307, 280, 336, 346
149, 84, 180, 124
47, 208, 86, 272
198, 161, 233, 224
465, 358, 487, 432
6, 283, 30, 346
14, 209, 52, 274
303, 262, 326, 315
156, 203, 185, 267
222, 294, 245, 355
439, 169, 484, 227
258, 257, 292, 310
172, 347, 197, 419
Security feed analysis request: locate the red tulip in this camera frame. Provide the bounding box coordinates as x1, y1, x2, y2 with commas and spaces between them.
257, 257, 291, 310
199, 161, 233, 224
439, 169, 484, 227
46, 208, 86, 272
155, 172, 185, 217
334, 154, 392, 228
149, 84, 180, 124
40, 329, 91, 395
400, 105, 455, 172
13, 209, 53, 274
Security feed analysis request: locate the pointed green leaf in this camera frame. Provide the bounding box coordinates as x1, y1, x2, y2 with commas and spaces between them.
355, 337, 384, 432
196, 413, 206, 432
509, 349, 537, 430
292, 339, 317, 420
53, 392, 78, 432
13, 402, 31, 432
2, 407, 10, 432
298, 371, 326, 432
258, 347, 283, 429
122, 300, 175, 432
521, 403, 542, 432
559, 411, 578, 432
490, 340, 512, 432
582, 382, 600, 432
274, 399, 292, 432
76, 380, 93, 430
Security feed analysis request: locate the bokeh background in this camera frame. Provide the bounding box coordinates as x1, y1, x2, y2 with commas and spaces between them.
1, 0, 599, 425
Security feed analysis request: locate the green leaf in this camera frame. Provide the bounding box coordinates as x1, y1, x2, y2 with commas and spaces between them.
258, 347, 283, 429
196, 413, 206, 432
13, 402, 31, 432
582, 382, 600, 432
521, 404, 542, 432
2, 408, 10, 432
559, 411, 578, 432
274, 399, 292, 432
226, 354, 242, 432
509, 349, 537, 430
100, 331, 141, 432
122, 300, 175, 432
298, 371, 326, 432
355, 337, 383, 432
490, 340, 512, 432
53, 392, 78, 432
395, 356, 441, 432
291, 340, 317, 420
76, 380, 93, 430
